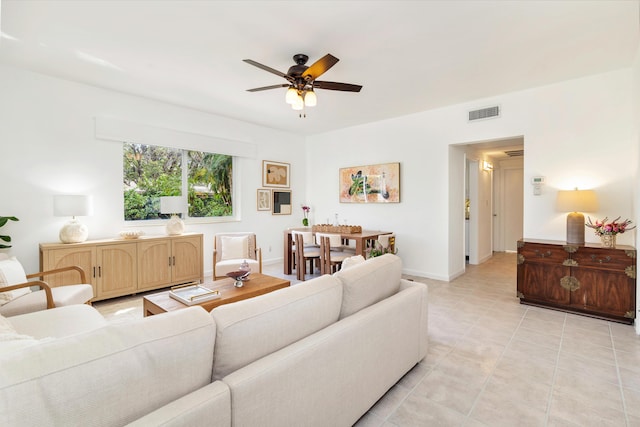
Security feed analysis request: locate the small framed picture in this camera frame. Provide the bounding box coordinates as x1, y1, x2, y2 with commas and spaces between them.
262, 160, 290, 188
257, 189, 271, 211
272, 190, 292, 215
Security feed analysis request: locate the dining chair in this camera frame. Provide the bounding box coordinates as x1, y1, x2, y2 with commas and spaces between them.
318, 235, 351, 275
293, 232, 320, 281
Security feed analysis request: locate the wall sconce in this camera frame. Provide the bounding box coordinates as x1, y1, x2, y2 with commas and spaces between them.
482, 161, 493, 171
556, 188, 598, 244
160, 196, 186, 235
54, 194, 93, 243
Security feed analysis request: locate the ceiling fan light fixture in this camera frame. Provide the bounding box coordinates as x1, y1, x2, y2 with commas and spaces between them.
304, 90, 317, 107
285, 86, 298, 104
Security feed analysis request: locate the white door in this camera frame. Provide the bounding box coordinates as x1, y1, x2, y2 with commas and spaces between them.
503, 167, 524, 252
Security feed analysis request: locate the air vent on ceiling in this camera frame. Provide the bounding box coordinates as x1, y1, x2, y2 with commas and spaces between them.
504, 149, 524, 157
468, 105, 500, 122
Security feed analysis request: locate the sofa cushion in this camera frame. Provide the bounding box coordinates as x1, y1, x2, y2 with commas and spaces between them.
340, 254, 365, 270
333, 253, 402, 319
210, 274, 342, 380
0, 306, 216, 426
0, 257, 31, 306
0, 312, 41, 356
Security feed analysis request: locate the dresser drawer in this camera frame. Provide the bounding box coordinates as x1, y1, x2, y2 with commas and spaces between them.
571, 247, 635, 272
519, 243, 569, 265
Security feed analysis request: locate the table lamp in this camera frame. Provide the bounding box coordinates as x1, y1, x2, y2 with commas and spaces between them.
556, 189, 598, 244
160, 196, 186, 235
54, 194, 93, 243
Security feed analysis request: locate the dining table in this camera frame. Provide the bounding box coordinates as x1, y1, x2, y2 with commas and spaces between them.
283, 227, 393, 275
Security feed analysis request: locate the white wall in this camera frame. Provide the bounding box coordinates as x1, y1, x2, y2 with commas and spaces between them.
1, 64, 637, 285
0, 65, 306, 276
307, 68, 637, 280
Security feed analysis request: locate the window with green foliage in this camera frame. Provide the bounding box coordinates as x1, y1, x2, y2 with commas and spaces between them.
123, 143, 233, 221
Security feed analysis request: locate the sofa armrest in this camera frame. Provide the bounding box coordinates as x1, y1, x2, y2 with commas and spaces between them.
126, 381, 231, 427
400, 279, 429, 359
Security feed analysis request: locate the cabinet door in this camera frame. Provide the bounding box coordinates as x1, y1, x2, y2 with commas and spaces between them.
137, 240, 172, 291
41, 246, 97, 293
519, 262, 570, 305
171, 235, 203, 284
96, 243, 137, 299
570, 268, 635, 320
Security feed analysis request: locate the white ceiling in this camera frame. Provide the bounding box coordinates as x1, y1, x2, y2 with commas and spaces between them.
0, 0, 638, 136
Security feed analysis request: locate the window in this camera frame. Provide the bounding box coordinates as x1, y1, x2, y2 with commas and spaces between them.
123, 143, 233, 221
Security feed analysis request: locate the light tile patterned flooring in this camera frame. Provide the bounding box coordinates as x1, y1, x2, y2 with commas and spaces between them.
94, 253, 640, 427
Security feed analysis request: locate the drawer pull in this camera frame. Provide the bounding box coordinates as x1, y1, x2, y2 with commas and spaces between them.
590, 255, 611, 264
534, 250, 552, 258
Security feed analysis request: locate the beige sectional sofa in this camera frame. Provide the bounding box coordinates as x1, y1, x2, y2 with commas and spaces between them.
0, 254, 428, 426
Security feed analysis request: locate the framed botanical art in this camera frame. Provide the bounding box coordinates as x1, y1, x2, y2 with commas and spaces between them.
257, 189, 271, 211
339, 162, 400, 203
262, 160, 290, 188
272, 190, 292, 215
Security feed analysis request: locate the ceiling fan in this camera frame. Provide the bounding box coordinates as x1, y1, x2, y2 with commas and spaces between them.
243, 53, 362, 115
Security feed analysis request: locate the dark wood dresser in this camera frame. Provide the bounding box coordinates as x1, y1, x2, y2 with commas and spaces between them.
517, 239, 637, 324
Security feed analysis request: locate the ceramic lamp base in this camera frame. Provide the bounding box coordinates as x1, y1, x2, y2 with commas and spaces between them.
59, 219, 89, 243
166, 215, 185, 235
566, 212, 585, 245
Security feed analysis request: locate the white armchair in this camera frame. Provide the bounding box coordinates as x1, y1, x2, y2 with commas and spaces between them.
213, 232, 262, 279
0, 255, 94, 317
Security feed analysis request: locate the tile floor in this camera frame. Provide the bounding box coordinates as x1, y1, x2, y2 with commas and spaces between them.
94, 253, 640, 427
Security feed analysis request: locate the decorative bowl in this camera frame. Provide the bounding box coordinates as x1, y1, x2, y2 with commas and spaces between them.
119, 230, 144, 240
226, 270, 251, 287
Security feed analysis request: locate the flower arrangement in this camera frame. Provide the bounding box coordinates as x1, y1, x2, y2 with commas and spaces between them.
301, 205, 311, 226
586, 216, 635, 236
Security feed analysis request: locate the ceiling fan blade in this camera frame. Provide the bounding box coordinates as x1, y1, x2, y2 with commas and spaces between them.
301, 54, 339, 80
246, 84, 290, 92
243, 59, 293, 81
314, 80, 363, 92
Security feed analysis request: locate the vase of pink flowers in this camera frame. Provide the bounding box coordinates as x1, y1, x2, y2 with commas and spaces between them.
301, 205, 311, 227
585, 216, 635, 248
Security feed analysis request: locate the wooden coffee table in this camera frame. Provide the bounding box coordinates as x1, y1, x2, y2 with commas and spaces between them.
143, 273, 290, 316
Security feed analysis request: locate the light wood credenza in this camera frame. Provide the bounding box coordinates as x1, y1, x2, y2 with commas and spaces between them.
40, 233, 203, 301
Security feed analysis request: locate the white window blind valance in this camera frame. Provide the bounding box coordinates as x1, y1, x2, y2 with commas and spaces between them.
94, 117, 256, 158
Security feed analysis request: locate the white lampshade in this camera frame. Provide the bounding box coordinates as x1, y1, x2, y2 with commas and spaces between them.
285, 87, 298, 104
54, 195, 93, 217
160, 196, 186, 235
556, 189, 598, 213
160, 196, 185, 214
53, 195, 93, 244
304, 90, 317, 107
